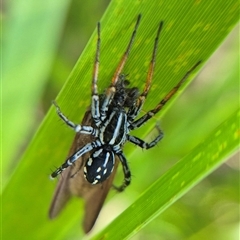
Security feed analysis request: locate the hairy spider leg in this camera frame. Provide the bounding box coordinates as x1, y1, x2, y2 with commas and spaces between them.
51, 140, 102, 178
127, 21, 164, 121
113, 125, 163, 192
113, 151, 131, 192
91, 15, 142, 125
127, 125, 164, 149
52, 101, 99, 136
91, 22, 102, 126
51, 102, 101, 178
111, 14, 142, 86
99, 14, 142, 120
126, 61, 201, 152
131, 60, 202, 130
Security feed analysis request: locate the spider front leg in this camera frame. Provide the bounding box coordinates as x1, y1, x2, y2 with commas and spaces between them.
128, 21, 163, 121
127, 125, 164, 149
113, 151, 131, 192
52, 101, 98, 136
91, 22, 102, 127
99, 15, 142, 121
50, 140, 101, 178
130, 61, 202, 130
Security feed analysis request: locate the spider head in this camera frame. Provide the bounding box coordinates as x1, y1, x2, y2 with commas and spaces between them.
114, 74, 140, 107
84, 148, 115, 184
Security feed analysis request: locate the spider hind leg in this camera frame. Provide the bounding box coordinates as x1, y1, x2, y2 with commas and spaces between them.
113, 152, 131, 192
128, 124, 164, 149
50, 141, 101, 178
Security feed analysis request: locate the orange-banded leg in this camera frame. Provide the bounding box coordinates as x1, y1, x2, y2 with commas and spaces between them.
130, 61, 202, 130
95, 15, 141, 126
91, 22, 102, 126
127, 21, 164, 121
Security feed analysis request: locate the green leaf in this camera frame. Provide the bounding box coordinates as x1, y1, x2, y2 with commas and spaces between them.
3, 0, 71, 185
2, 0, 239, 239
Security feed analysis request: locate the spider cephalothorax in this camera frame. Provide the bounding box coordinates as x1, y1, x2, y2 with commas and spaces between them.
111, 74, 140, 108
51, 14, 201, 192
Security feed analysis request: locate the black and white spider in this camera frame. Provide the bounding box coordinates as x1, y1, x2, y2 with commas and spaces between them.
51, 14, 201, 191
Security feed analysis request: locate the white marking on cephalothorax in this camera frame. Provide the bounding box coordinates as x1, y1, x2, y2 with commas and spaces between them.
109, 113, 123, 145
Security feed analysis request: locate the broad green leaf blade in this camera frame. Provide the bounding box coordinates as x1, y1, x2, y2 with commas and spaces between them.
2, 0, 239, 239
3, 0, 71, 186
92, 110, 239, 239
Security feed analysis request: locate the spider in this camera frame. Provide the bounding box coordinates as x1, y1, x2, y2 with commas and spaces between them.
49, 76, 142, 233
51, 14, 201, 192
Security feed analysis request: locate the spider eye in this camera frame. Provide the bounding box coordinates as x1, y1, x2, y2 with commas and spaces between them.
84, 149, 115, 184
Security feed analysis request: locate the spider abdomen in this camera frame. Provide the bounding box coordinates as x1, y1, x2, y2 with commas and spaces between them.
84, 149, 115, 184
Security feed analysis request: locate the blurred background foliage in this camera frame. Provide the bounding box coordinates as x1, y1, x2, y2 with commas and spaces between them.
2, 0, 239, 239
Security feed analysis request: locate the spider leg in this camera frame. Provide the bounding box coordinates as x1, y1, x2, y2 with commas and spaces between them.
113, 151, 131, 192
52, 101, 98, 136
130, 61, 202, 130
111, 14, 141, 86
50, 140, 101, 178
100, 14, 142, 121
128, 21, 163, 121
91, 22, 102, 126
127, 125, 164, 149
